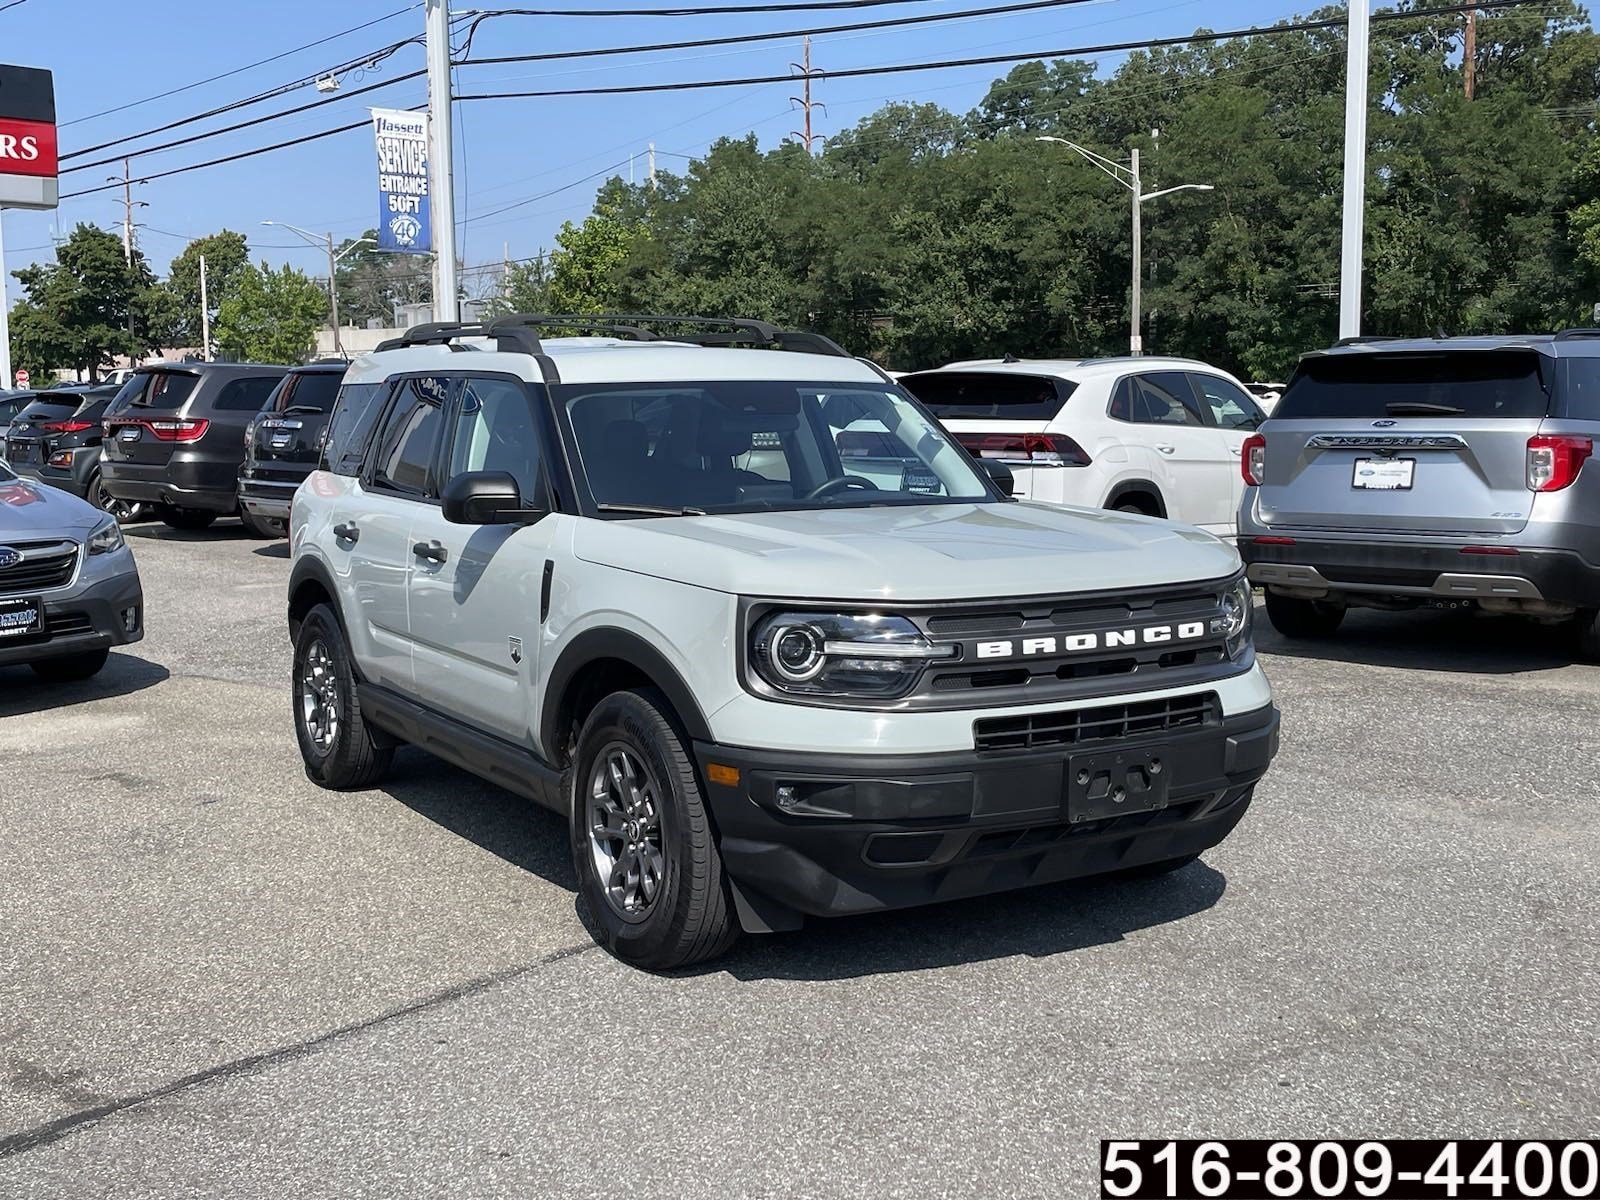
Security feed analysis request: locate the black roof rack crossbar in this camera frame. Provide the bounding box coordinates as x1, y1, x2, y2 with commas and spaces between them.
1554, 328, 1600, 342
375, 319, 544, 356
492, 312, 853, 358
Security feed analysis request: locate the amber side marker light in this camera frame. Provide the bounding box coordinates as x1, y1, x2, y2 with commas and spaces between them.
706, 763, 741, 787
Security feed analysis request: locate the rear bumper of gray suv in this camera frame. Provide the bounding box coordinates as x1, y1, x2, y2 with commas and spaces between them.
1239, 534, 1600, 609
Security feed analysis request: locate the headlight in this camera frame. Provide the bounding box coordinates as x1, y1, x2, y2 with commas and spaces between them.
1213, 576, 1254, 659
87, 518, 124, 555
749, 610, 954, 699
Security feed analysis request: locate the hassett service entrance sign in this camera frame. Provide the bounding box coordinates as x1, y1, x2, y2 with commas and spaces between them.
0, 64, 58, 210
371, 107, 431, 254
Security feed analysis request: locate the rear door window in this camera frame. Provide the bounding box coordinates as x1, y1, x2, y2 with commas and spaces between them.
322, 382, 391, 476
899, 372, 1075, 420
369, 377, 447, 498
1190, 373, 1264, 430
1276, 351, 1552, 419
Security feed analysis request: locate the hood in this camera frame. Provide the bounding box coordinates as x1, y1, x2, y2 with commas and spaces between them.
574, 501, 1239, 601
0, 475, 103, 536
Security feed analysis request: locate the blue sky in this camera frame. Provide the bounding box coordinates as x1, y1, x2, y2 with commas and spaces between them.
2, 0, 1285, 296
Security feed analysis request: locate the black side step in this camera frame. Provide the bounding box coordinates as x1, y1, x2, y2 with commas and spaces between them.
359, 683, 565, 814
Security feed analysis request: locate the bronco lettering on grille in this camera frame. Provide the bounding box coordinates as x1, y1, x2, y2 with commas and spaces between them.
975, 621, 1207, 659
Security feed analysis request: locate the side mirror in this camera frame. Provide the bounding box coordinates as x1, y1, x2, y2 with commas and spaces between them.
981, 459, 1015, 497
441, 470, 541, 525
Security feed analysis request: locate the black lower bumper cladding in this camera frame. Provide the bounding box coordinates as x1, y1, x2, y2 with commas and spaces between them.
696, 703, 1279, 923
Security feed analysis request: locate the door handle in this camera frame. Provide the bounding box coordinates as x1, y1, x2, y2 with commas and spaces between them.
1155, 444, 1176, 454
413, 540, 449, 563
333, 522, 359, 543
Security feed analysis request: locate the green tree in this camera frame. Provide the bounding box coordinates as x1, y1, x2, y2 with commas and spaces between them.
486, 253, 552, 316
157, 230, 251, 346
335, 231, 432, 326
7, 223, 162, 381
547, 183, 651, 313
214, 262, 328, 363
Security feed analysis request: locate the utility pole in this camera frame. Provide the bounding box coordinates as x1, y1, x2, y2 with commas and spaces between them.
1339, 0, 1370, 339
1464, 8, 1477, 99
199, 254, 211, 361
1130, 147, 1142, 356
425, 0, 459, 321
118, 158, 140, 265
790, 36, 826, 153
648, 142, 657, 191
325, 232, 345, 357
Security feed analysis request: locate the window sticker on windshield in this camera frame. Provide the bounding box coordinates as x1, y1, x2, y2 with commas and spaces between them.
902, 466, 942, 494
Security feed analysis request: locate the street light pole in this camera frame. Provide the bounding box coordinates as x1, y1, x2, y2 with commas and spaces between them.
1035, 137, 1212, 357
1339, 0, 1371, 338
425, 0, 459, 321
263, 221, 373, 358
1130, 147, 1142, 357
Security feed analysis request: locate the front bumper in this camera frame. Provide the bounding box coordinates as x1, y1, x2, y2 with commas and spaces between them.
0, 561, 144, 667
1239, 536, 1600, 609
695, 702, 1279, 923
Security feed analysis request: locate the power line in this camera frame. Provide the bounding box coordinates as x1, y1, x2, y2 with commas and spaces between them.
57, 0, 1544, 202
469, 157, 638, 222
457, 0, 1101, 69
453, 0, 1544, 102
466, 0, 987, 18
0, 0, 30, 13
60, 5, 422, 129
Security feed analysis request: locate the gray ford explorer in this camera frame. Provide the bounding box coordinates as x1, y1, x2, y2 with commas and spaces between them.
1238, 331, 1600, 656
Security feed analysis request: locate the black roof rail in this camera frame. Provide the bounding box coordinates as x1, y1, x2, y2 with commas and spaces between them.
493, 312, 854, 358
1554, 328, 1600, 342
1333, 335, 1402, 346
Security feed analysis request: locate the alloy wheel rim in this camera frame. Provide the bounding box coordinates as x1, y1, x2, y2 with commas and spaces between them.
299, 638, 340, 752
94, 479, 131, 522
586, 743, 665, 922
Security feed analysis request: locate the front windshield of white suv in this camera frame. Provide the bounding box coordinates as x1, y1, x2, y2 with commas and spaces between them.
558, 380, 995, 514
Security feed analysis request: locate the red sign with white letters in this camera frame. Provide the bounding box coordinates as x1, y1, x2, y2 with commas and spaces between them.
0, 117, 55, 177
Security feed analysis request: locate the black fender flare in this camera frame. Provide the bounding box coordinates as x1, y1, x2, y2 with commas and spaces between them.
542, 627, 713, 754
1104, 480, 1168, 517
286, 554, 343, 638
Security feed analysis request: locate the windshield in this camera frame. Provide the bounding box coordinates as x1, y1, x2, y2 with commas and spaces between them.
558, 380, 995, 514
272, 371, 344, 414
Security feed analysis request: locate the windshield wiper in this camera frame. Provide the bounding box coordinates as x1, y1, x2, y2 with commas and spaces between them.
596, 502, 707, 517
1385, 401, 1464, 415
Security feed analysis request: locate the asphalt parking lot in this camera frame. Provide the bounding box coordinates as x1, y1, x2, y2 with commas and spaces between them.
2, 520, 1598, 1199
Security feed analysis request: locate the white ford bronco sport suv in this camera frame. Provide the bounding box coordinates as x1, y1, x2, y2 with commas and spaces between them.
287, 315, 1279, 969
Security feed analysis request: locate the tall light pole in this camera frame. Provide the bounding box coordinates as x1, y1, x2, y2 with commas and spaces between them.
263, 221, 374, 356
425, 0, 459, 321
1339, 0, 1371, 338
1036, 136, 1213, 356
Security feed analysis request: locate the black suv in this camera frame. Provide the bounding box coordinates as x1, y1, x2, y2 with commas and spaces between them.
5, 385, 140, 520
237, 361, 348, 537
101, 363, 288, 531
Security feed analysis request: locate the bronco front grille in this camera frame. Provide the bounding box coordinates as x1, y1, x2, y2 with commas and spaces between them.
973, 691, 1221, 753
0, 541, 79, 593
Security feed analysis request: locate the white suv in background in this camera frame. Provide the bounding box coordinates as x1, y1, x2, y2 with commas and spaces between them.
900, 357, 1266, 536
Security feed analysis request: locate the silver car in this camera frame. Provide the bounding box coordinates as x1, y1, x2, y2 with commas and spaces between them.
0, 460, 144, 681
1238, 332, 1600, 656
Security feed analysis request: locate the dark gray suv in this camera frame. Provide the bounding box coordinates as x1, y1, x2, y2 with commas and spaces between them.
1238, 332, 1600, 655
101, 363, 287, 530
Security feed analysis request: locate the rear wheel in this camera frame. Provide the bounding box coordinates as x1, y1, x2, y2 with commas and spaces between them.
1264, 590, 1346, 638
159, 505, 216, 531
570, 688, 739, 970
1576, 610, 1600, 662
88, 471, 139, 524
292, 604, 393, 789
240, 509, 287, 539
31, 649, 110, 683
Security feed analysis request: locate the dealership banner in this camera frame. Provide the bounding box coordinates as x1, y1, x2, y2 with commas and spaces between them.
371, 107, 430, 254
0, 64, 58, 210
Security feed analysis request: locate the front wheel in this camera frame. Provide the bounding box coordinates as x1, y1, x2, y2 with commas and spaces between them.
292, 604, 393, 789
569, 689, 739, 970
1264, 590, 1346, 639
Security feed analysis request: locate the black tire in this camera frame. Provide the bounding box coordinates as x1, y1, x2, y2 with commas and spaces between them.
1576, 609, 1600, 662
240, 509, 287, 539
1264, 590, 1346, 638
88, 470, 139, 524
569, 688, 739, 970
159, 506, 216, 531
30, 649, 110, 682
292, 603, 393, 790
